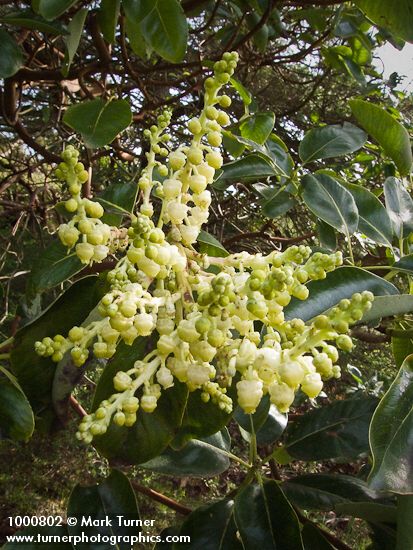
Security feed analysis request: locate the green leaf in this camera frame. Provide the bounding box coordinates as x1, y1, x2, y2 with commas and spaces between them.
223, 132, 246, 158
230, 77, 252, 106
26, 240, 83, 297
214, 154, 282, 190
140, 429, 231, 477
254, 184, 296, 219
234, 394, 271, 433
139, 0, 188, 63
0, 366, 34, 441
369, 524, 397, 550
282, 473, 381, 511
62, 8, 88, 76
67, 469, 140, 550
124, 15, 147, 58
240, 112, 275, 145
197, 229, 228, 257
282, 396, 378, 461
350, 100, 412, 175
285, 266, 398, 322
234, 480, 304, 549
52, 307, 102, 423
122, 0, 152, 22
392, 333, 413, 369
0, 30, 24, 78
368, 354, 413, 494
234, 395, 287, 445
10, 276, 105, 415
96, 181, 138, 225
347, 184, 393, 246
301, 173, 359, 237
0, 10, 68, 34
355, 0, 413, 43
228, 138, 289, 178
299, 122, 367, 164
384, 177, 413, 239
98, 0, 120, 44
396, 495, 413, 550
265, 136, 295, 176
335, 502, 397, 524
360, 295, 413, 324
171, 385, 235, 448
92, 338, 188, 464
63, 98, 132, 148
301, 523, 335, 550
176, 499, 242, 550
317, 219, 337, 251
392, 254, 413, 276
37, 0, 78, 20
255, 405, 288, 445
342, 57, 367, 86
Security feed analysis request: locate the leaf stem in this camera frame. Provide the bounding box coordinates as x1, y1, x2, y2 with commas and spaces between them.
0, 336, 14, 351
0, 353, 10, 360
197, 439, 251, 469
347, 233, 355, 265
249, 414, 258, 465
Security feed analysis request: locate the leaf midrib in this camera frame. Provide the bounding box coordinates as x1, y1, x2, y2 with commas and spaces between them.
286, 408, 369, 448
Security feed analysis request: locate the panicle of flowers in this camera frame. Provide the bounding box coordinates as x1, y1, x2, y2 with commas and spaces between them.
34, 52, 374, 444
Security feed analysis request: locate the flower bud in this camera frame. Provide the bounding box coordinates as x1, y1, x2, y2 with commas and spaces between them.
197, 163, 215, 183
187, 146, 203, 165
236, 339, 257, 369
189, 174, 208, 193
269, 382, 294, 413
167, 201, 188, 224
177, 319, 200, 343
134, 313, 154, 336
68, 326, 84, 342
279, 360, 305, 387
205, 151, 223, 169
114, 371, 133, 391
65, 198, 78, 212
187, 363, 210, 386
301, 373, 323, 398
169, 151, 186, 170
141, 395, 158, 413
122, 396, 139, 414
163, 178, 182, 199
180, 225, 199, 244
190, 341, 216, 362
237, 379, 263, 414
92, 245, 109, 262
84, 200, 104, 219
156, 366, 174, 388
76, 242, 95, 263
188, 118, 202, 135
157, 334, 177, 355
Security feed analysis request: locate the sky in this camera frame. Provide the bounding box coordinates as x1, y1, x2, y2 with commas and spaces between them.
376, 41, 413, 92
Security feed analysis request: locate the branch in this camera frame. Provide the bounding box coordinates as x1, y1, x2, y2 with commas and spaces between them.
131, 481, 192, 516
224, 230, 314, 247
12, 120, 61, 163
294, 507, 353, 550
350, 327, 390, 344
69, 395, 88, 418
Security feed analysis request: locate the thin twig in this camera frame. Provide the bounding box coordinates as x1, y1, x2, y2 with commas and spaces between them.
131, 481, 192, 516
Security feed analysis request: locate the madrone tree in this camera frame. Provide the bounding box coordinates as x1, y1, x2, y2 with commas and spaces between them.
0, 1, 412, 549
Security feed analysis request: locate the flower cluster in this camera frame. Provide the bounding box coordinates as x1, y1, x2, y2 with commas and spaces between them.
35, 52, 374, 444
55, 147, 113, 264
